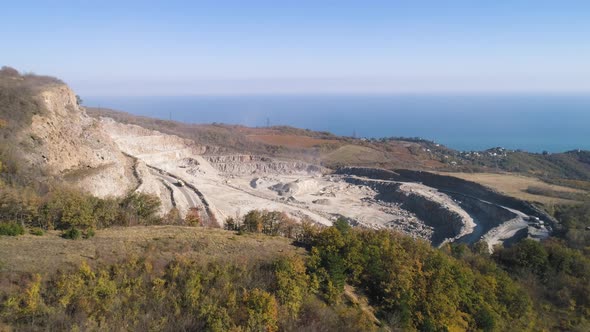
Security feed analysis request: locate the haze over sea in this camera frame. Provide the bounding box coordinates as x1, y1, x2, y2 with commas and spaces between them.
86, 94, 590, 153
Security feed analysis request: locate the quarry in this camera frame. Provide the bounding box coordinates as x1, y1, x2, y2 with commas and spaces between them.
5, 76, 553, 250
98, 117, 552, 249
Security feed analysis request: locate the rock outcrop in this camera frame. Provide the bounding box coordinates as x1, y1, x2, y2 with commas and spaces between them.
204, 155, 324, 175
342, 175, 473, 245
18, 84, 136, 197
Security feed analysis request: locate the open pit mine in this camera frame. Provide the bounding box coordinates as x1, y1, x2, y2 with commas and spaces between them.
99, 117, 552, 251
11, 79, 550, 251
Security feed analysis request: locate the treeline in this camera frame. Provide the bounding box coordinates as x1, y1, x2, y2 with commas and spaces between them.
225, 210, 590, 330
0, 184, 185, 237
224, 210, 314, 241
1, 210, 589, 330
305, 220, 535, 331
493, 239, 590, 330
553, 202, 590, 250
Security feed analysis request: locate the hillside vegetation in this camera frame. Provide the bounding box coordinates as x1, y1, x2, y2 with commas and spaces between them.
0, 66, 64, 144
2, 212, 589, 331
0, 67, 62, 183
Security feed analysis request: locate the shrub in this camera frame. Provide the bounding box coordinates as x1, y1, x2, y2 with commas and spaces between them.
0, 221, 25, 236
61, 227, 81, 240
119, 192, 161, 225
185, 208, 201, 226
29, 227, 44, 236
40, 188, 96, 229
224, 216, 238, 231
0, 66, 19, 76
83, 228, 95, 239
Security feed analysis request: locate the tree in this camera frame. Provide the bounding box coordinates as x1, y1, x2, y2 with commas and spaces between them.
185, 208, 201, 226
333, 217, 351, 235
261, 211, 282, 235
243, 210, 263, 233
40, 188, 95, 229
494, 239, 548, 278
243, 288, 278, 332
274, 256, 309, 317
307, 227, 348, 302
91, 196, 119, 228
224, 216, 238, 231
120, 192, 161, 225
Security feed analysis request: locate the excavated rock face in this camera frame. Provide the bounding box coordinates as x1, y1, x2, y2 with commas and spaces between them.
100, 118, 222, 164
342, 176, 471, 245
203, 154, 325, 175
18, 84, 136, 197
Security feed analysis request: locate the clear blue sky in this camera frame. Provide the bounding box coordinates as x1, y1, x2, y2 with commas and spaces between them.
3, 1, 590, 96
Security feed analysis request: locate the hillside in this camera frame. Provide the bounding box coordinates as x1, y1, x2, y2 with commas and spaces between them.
86, 107, 449, 170
0, 67, 136, 197
88, 107, 590, 205
1, 68, 589, 331
2, 216, 589, 331
86, 106, 590, 182
2, 67, 585, 243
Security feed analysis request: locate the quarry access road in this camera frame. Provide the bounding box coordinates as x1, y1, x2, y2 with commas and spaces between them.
149, 169, 199, 208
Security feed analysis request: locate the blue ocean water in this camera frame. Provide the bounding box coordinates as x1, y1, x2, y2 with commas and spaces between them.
84, 94, 590, 153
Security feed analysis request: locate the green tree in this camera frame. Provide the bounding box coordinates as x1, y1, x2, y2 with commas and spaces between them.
274, 256, 309, 317
40, 188, 95, 229
333, 217, 351, 235
120, 192, 161, 225
243, 288, 278, 332
243, 210, 263, 233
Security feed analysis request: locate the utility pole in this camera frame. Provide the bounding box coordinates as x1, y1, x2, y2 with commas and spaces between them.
266, 117, 270, 128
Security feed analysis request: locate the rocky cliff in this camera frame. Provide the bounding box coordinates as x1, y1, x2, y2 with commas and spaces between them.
15, 82, 136, 197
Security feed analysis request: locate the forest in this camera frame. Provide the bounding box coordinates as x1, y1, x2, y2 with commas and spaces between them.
1, 193, 589, 330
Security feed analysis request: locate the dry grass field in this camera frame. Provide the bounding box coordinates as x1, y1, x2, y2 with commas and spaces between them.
439, 172, 587, 205
323, 144, 388, 165
247, 134, 340, 148
0, 226, 304, 275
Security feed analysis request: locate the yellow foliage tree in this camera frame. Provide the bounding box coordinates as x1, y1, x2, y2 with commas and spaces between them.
243, 288, 278, 332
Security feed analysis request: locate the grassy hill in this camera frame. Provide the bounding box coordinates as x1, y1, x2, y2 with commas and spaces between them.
2, 217, 589, 331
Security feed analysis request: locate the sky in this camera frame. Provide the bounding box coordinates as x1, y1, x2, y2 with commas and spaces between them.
2, 0, 590, 96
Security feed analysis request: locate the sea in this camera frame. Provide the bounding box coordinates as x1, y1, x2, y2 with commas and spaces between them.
84, 94, 590, 153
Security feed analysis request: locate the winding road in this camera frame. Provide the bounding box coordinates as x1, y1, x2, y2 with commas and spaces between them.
149, 169, 199, 207
148, 167, 219, 227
